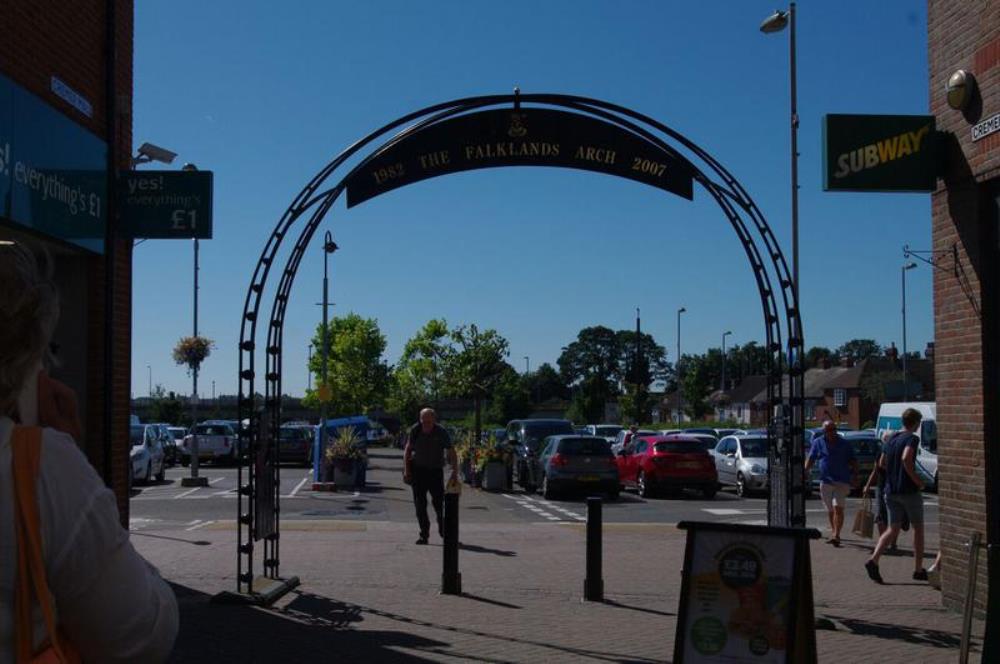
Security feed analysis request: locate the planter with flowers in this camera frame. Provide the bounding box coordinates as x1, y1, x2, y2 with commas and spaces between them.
324, 426, 367, 488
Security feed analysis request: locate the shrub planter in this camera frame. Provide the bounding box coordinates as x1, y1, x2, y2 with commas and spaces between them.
482, 461, 508, 492
332, 460, 356, 488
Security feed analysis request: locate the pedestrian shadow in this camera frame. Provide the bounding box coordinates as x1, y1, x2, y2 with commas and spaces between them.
821, 613, 964, 649
167, 584, 445, 663
458, 542, 517, 557
840, 540, 937, 559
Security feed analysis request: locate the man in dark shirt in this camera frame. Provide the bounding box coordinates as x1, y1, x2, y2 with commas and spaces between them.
865, 408, 928, 584
403, 408, 458, 545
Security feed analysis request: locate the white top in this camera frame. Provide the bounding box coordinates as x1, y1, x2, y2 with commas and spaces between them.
0, 417, 178, 662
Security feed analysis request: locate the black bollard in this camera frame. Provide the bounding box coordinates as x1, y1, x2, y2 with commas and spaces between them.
442, 492, 462, 595
584, 496, 603, 601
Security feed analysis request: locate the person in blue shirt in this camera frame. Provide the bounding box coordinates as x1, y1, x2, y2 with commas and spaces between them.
804, 420, 858, 546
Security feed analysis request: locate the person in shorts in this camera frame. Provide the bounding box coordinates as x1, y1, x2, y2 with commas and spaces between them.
865, 408, 928, 583
862, 430, 905, 555
804, 420, 857, 546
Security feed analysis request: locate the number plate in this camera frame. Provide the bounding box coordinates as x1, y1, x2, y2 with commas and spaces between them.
677, 462, 701, 469
577, 475, 600, 482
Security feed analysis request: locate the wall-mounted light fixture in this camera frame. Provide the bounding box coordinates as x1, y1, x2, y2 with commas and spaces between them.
946, 69, 975, 111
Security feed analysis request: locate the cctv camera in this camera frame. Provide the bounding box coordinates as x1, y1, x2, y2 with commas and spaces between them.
137, 142, 177, 165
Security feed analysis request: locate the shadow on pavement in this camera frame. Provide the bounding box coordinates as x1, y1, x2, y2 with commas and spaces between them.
459, 593, 522, 609
601, 598, 675, 618
459, 542, 517, 557
168, 584, 446, 663
822, 613, 964, 649
132, 532, 212, 547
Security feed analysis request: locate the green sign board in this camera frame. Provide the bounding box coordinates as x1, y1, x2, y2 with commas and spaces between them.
0, 73, 108, 253
120, 170, 213, 239
822, 114, 937, 192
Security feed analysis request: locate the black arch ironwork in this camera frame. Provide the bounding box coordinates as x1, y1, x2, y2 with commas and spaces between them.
234, 93, 806, 599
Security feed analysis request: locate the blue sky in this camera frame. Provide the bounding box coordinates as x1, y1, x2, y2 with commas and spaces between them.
131, 0, 932, 399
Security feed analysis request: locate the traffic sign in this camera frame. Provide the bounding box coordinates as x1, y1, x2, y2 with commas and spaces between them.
120, 170, 213, 239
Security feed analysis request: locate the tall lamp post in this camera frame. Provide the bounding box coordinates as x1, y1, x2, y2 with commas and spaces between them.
721, 331, 733, 392
308, 343, 313, 391
902, 261, 917, 400
676, 307, 686, 425
320, 232, 338, 430
180, 163, 208, 488
147, 364, 152, 398
760, 3, 799, 303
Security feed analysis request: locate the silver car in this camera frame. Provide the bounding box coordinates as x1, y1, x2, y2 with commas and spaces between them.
129, 424, 166, 484
712, 435, 769, 497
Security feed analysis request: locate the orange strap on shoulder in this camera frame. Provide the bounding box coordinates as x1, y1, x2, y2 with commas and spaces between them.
11, 426, 78, 664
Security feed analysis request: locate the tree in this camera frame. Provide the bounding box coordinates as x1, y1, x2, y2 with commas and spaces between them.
388, 319, 453, 424
483, 363, 531, 425
523, 362, 569, 404
681, 355, 713, 420
148, 384, 184, 425
860, 368, 904, 404
445, 324, 509, 442
805, 346, 834, 368
836, 339, 882, 362
304, 313, 390, 416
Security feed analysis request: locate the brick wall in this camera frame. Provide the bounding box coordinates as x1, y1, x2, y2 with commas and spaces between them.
1, 1, 134, 522
928, 0, 1000, 614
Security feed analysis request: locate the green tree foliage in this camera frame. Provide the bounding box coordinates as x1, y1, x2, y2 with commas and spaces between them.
148, 385, 184, 425
387, 318, 452, 424
681, 355, 713, 420
860, 368, 904, 404
835, 339, 883, 362
445, 324, 510, 440
304, 313, 390, 416
523, 362, 569, 404
484, 363, 531, 425
805, 346, 834, 368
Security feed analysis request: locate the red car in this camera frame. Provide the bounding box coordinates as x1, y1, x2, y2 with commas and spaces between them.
617, 434, 718, 499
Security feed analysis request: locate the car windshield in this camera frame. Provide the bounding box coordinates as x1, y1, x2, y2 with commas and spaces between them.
193, 424, 232, 436
169, 428, 186, 438
654, 441, 705, 454
280, 428, 311, 441
594, 425, 623, 437
690, 435, 718, 450
740, 438, 769, 457
129, 426, 145, 445
558, 437, 612, 456
850, 437, 880, 456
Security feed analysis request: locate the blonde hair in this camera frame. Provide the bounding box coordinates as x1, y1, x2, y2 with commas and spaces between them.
0, 242, 59, 417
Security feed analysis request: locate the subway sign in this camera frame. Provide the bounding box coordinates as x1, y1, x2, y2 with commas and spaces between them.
822, 114, 937, 192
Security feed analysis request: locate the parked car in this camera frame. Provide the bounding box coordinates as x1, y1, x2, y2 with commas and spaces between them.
611, 428, 657, 455
715, 428, 740, 438
713, 435, 770, 497
279, 425, 315, 466
681, 432, 720, 452
585, 424, 624, 445
683, 427, 719, 437
536, 435, 619, 500
806, 431, 881, 496
180, 422, 240, 465
168, 426, 187, 464
506, 419, 576, 493
129, 424, 166, 484
618, 434, 718, 499
148, 422, 178, 466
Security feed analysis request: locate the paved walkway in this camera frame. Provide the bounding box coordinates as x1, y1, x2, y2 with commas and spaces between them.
131, 455, 983, 663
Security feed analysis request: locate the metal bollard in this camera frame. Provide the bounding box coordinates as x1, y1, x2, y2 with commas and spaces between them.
584, 496, 604, 601
442, 492, 462, 595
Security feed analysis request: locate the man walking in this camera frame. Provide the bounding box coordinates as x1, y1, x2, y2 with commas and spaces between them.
805, 420, 857, 546
403, 408, 458, 545
865, 408, 928, 583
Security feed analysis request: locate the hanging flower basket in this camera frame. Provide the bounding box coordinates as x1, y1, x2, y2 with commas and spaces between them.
172, 335, 214, 374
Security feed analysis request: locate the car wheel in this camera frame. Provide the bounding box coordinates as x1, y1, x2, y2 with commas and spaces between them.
144, 462, 152, 485
736, 472, 747, 498
155, 461, 165, 482
933, 472, 939, 493
702, 485, 718, 500
637, 471, 651, 498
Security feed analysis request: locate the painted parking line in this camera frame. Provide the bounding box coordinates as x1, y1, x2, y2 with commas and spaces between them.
284, 475, 310, 498
174, 487, 204, 499
185, 520, 215, 531
703, 508, 752, 516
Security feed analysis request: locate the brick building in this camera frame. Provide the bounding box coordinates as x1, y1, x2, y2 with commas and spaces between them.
927, 0, 1000, 637
0, 1, 134, 522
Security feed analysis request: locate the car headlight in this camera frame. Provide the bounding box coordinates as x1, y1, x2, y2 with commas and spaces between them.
751, 464, 765, 474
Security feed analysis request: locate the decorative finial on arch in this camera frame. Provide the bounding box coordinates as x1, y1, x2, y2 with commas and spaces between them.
513, 86, 521, 111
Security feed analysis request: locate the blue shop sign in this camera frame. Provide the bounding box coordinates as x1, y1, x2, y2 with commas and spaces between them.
0, 73, 107, 253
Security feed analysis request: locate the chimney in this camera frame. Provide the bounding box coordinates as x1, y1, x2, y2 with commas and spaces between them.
886, 342, 898, 361
840, 354, 854, 368
925, 342, 935, 361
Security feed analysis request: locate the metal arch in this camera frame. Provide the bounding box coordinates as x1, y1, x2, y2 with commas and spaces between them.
236, 93, 807, 595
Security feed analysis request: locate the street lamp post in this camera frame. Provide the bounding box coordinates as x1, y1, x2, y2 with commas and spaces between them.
760, 3, 799, 303
147, 364, 152, 398
320, 232, 339, 430
902, 261, 917, 400
180, 163, 208, 488
308, 343, 313, 391
676, 307, 686, 425
524, 356, 530, 375
721, 331, 733, 392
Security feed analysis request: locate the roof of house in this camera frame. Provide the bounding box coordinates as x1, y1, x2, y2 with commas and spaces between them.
727, 375, 769, 404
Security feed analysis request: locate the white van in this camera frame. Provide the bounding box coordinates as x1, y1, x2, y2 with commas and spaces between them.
874, 402, 938, 491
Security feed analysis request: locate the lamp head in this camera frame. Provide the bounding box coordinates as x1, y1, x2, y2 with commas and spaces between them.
760, 9, 789, 33
904, 262, 917, 271
678, 307, 687, 314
